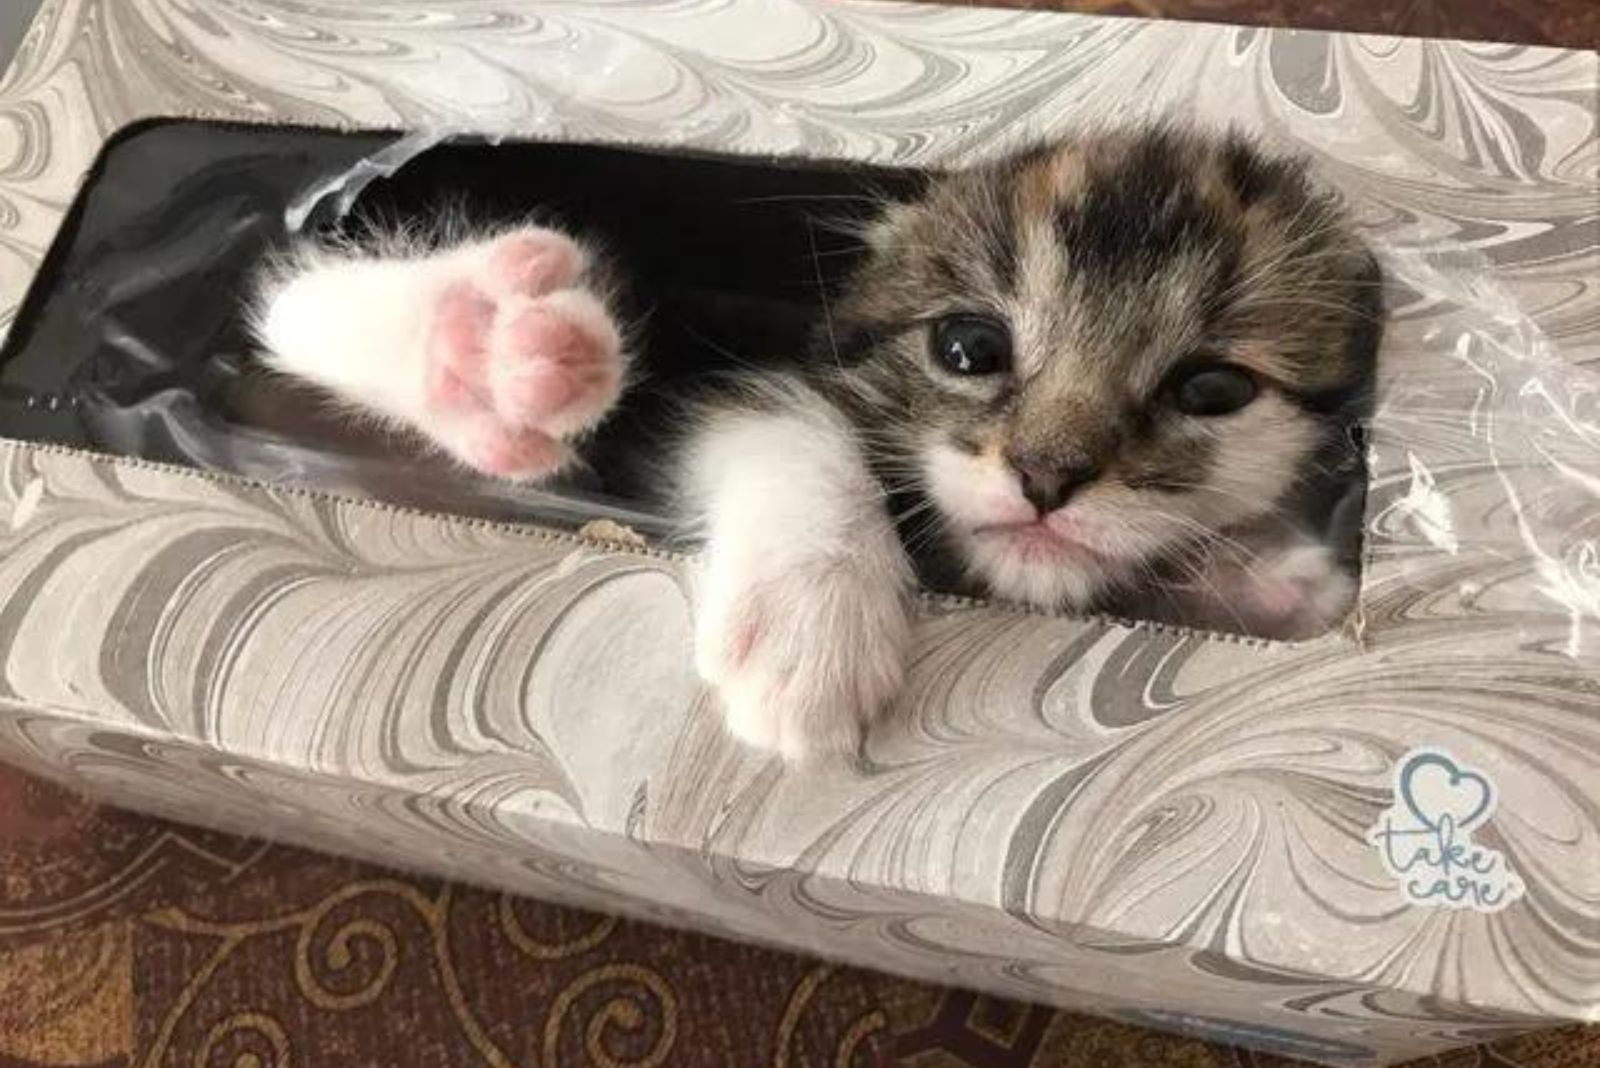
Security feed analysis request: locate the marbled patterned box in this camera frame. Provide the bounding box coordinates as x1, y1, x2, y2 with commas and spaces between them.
0, 3, 1596, 1065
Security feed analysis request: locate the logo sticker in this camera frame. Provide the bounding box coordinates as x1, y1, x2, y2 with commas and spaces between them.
1367, 748, 1524, 912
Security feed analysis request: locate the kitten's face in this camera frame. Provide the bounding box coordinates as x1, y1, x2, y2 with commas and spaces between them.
830, 128, 1380, 608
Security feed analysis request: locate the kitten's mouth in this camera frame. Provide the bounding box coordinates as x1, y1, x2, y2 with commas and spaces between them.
972, 519, 1102, 562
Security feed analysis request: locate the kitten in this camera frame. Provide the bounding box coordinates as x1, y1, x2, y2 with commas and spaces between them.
252, 125, 1382, 761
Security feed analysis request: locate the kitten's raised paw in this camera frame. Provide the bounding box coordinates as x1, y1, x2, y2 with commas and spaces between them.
425, 230, 624, 477
256, 224, 625, 483
695, 552, 913, 763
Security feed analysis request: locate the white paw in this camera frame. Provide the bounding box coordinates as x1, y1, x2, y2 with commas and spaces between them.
695, 547, 913, 763
1224, 541, 1356, 640
255, 225, 625, 482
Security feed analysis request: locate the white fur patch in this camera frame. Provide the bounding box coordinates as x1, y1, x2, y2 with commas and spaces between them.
687, 382, 915, 762
1169, 537, 1357, 640
253, 247, 439, 424
919, 392, 1329, 620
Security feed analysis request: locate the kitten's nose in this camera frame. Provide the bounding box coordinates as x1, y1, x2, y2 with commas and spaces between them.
1006, 451, 1099, 515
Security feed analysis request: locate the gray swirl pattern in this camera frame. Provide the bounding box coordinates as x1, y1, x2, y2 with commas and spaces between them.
0, 3, 1596, 1066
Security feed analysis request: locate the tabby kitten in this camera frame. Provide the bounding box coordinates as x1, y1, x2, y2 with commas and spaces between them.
253, 125, 1382, 761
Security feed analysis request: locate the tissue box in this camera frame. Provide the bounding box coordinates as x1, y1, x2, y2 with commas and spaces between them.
0, 3, 1595, 1065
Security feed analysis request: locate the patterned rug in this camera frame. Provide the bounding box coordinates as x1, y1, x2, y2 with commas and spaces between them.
2, 1, 1597, 1066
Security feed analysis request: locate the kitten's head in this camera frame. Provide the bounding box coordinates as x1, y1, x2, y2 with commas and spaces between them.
828, 126, 1382, 608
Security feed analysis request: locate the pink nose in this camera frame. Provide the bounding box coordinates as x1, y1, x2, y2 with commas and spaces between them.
1005, 450, 1099, 515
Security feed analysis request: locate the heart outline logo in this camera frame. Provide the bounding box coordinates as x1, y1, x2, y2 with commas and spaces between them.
1398, 751, 1494, 832
1368, 746, 1523, 913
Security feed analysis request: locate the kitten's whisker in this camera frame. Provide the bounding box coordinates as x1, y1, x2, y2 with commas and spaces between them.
1133, 507, 1265, 570
1242, 297, 1384, 322
1215, 220, 1359, 306
731, 193, 888, 206
805, 216, 847, 375
681, 327, 772, 374
798, 245, 872, 261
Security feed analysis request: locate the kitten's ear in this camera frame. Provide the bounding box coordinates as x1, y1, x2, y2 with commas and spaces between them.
1221, 127, 1310, 207
824, 170, 932, 247
854, 198, 922, 252
879, 167, 937, 206
1000, 139, 1061, 170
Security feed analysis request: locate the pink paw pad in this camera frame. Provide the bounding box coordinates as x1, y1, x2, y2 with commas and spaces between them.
416, 229, 625, 482
455, 421, 570, 480
489, 293, 622, 433
427, 282, 495, 413
487, 232, 583, 297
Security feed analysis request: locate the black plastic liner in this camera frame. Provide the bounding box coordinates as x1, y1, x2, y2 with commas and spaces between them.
0, 119, 920, 534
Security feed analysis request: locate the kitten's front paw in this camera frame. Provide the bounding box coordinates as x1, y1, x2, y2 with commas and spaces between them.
1225, 541, 1356, 640
258, 225, 626, 482
425, 230, 625, 479
695, 550, 913, 763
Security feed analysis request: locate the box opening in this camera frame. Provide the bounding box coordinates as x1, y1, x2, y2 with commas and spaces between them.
0, 119, 930, 535
0, 118, 1371, 639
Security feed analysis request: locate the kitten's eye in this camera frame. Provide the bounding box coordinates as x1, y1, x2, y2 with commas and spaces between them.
931, 316, 1011, 376
1169, 366, 1257, 416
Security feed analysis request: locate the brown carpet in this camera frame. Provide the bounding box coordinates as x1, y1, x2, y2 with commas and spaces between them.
3, 2, 1597, 1066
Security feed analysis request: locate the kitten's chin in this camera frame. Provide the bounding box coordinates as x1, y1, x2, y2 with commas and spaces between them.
961, 524, 1111, 609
